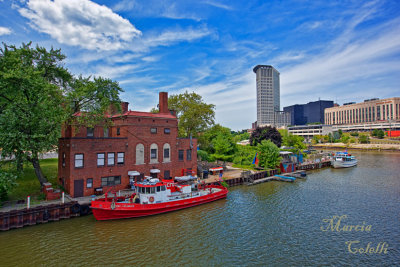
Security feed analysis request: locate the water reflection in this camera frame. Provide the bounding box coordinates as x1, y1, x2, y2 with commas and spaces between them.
0, 151, 399, 266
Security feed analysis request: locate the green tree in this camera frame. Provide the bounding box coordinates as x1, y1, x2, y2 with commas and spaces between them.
211, 132, 236, 161
279, 129, 306, 151
358, 134, 370, 144
233, 132, 250, 143
372, 129, 384, 139
198, 124, 232, 153
0, 43, 122, 186
197, 150, 210, 162
168, 91, 215, 137
233, 145, 257, 166
257, 140, 281, 169
340, 134, 351, 144
0, 169, 17, 203
250, 126, 282, 147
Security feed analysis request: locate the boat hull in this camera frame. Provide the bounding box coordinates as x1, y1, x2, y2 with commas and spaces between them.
331, 159, 358, 168
91, 188, 228, 220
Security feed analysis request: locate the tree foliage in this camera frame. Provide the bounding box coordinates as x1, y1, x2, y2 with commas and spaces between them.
233, 145, 257, 166
0, 169, 18, 202
279, 129, 306, 151
358, 134, 370, 144
233, 131, 250, 143
250, 126, 282, 147
372, 129, 385, 139
257, 140, 281, 169
168, 91, 215, 138
0, 42, 122, 186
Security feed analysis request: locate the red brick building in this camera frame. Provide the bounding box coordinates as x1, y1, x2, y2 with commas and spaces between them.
58, 92, 197, 197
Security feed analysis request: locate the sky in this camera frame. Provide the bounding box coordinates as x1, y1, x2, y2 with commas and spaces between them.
0, 0, 399, 130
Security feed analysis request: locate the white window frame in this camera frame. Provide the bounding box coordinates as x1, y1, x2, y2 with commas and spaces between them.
150, 143, 158, 163
107, 152, 115, 166
75, 154, 84, 168
97, 153, 105, 166
117, 152, 124, 164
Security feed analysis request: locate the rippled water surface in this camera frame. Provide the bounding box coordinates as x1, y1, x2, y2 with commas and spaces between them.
1, 151, 399, 266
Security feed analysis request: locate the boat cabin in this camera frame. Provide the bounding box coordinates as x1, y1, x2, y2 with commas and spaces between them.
134, 177, 200, 204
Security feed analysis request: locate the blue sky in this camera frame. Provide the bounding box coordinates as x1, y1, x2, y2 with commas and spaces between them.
1, 0, 399, 130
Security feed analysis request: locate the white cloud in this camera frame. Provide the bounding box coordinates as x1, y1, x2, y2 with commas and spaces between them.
113, 0, 202, 21
18, 0, 141, 50
94, 64, 140, 79
0, 26, 12, 35
281, 20, 400, 100
202, 1, 233, 10
131, 26, 212, 52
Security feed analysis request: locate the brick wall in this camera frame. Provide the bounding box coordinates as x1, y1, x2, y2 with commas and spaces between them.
58, 92, 198, 197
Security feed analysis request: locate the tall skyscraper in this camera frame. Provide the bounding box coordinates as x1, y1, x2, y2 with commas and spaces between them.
253, 65, 289, 127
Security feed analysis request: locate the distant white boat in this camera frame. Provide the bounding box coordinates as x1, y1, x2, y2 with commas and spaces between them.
331, 152, 357, 168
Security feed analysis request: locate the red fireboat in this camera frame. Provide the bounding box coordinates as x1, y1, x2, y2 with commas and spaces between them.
91, 176, 228, 220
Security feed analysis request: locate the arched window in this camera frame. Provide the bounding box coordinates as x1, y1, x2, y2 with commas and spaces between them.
150, 143, 158, 164
163, 143, 171, 162
136, 144, 144, 165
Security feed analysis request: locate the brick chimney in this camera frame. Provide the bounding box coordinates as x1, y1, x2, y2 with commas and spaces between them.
121, 102, 129, 114
159, 92, 169, 114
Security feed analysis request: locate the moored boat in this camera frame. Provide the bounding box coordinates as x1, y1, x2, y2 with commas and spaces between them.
331, 152, 357, 168
91, 176, 228, 220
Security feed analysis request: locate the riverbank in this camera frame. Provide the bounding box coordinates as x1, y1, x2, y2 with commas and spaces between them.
311, 142, 400, 151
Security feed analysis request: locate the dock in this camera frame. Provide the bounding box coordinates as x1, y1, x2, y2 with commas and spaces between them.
248, 170, 306, 186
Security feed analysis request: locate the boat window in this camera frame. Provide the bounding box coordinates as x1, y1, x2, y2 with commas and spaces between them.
151, 187, 155, 194
156, 186, 160, 192
146, 187, 150, 194
161, 185, 166, 191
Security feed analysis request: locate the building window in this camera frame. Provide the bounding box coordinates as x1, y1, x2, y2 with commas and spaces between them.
151, 149, 157, 159
101, 176, 121, 186
164, 170, 170, 179
178, 150, 184, 161
164, 128, 170, 134
104, 128, 109, 137
136, 144, 144, 165
87, 178, 93, 188
150, 127, 157, 134
87, 128, 94, 137
62, 153, 66, 167
150, 143, 158, 163
97, 153, 105, 166
75, 154, 84, 168
117, 152, 124, 165
187, 149, 192, 161
107, 152, 115, 166
163, 143, 170, 162
117, 127, 120, 135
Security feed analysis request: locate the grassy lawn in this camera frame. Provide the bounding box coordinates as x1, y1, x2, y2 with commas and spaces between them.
5, 158, 59, 201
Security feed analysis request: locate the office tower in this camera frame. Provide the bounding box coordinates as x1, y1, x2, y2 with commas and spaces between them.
253, 65, 289, 127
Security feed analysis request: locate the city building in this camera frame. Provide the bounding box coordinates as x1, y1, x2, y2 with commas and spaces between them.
284, 100, 334, 125
58, 92, 197, 197
253, 65, 290, 128
288, 125, 333, 143
324, 97, 400, 126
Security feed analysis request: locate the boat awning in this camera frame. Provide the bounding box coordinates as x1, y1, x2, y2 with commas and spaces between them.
150, 169, 160, 174
210, 167, 223, 171
128, 171, 140, 176
279, 151, 293, 155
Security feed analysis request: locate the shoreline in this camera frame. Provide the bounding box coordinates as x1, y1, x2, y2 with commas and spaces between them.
310, 143, 400, 151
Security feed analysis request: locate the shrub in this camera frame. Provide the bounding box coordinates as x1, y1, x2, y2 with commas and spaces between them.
197, 150, 210, 162
359, 134, 370, 144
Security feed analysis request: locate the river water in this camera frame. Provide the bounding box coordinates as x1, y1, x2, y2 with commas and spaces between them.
1, 151, 399, 266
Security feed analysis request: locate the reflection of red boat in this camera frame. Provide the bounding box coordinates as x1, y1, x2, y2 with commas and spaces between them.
91, 177, 228, 220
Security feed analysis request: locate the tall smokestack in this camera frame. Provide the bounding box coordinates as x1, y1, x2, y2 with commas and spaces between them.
159, 92, 168, 114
